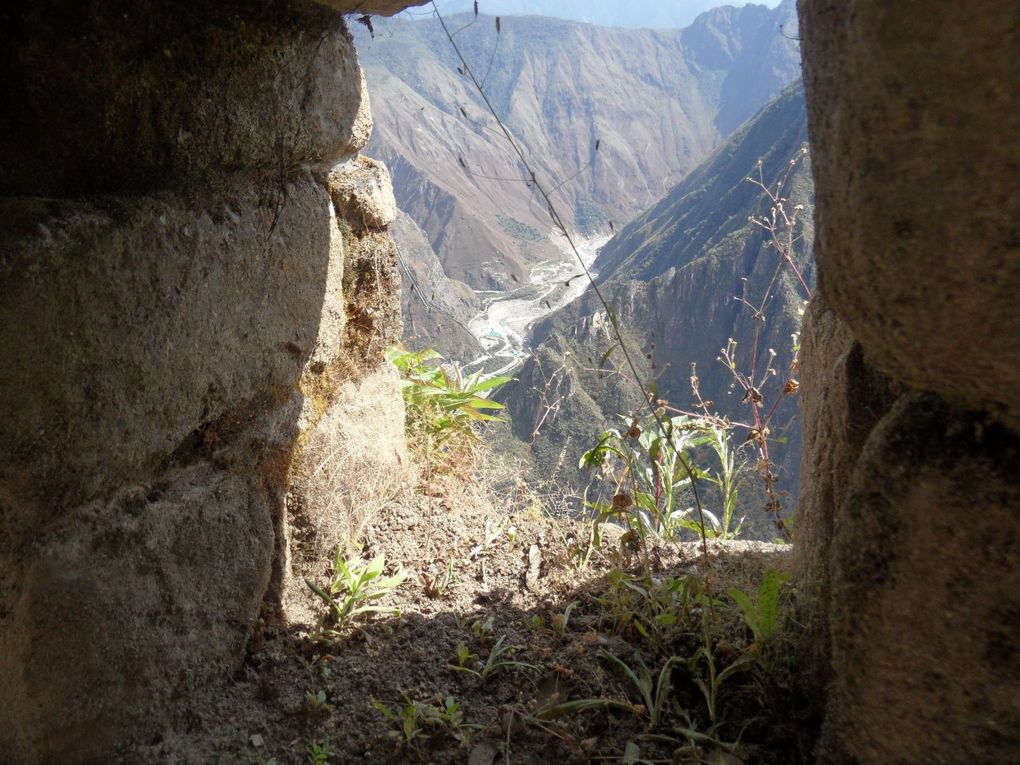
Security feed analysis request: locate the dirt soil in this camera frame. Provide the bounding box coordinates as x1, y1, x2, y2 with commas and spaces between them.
119, 474, 812, 765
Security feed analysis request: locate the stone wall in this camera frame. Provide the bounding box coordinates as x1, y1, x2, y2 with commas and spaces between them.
0, 1, 423, 762
795, 2, 1020, 761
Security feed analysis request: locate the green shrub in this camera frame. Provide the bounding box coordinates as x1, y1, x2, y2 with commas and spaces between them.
387, 346, 511, 478
579, 414, 746, 541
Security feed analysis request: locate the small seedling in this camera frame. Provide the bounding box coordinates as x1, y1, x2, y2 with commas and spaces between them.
552, 601, 579, 633
726, 568, 790, 649
305, 689, 334, 712
452, 641, 479, 669
305, 738, 333, 765
449, 635, 538, 681
599, 649, 685, 730
305, 552, 407, 638
422, 559, 457, 599
375, 692, 476, 759
471, 615, 495, 639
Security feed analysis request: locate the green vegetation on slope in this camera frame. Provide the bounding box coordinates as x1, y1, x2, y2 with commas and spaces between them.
502, 83, 814, 534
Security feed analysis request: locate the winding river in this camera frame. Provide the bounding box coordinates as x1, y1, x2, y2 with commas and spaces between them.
464, 234, 609, 377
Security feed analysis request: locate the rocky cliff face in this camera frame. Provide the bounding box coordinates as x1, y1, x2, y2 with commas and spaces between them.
504, 84, 813, 519
794, 1, 1020, 760
392, 211, 484, 359
357, 1, 802, 290
0, 1, 422, 761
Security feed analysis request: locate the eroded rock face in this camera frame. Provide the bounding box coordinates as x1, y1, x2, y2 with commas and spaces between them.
829, 396, 1020, 762
329, 156, 398, 230
0, 1, 416, 761
796, 1, 1020, 760
797, 1, 1020, 431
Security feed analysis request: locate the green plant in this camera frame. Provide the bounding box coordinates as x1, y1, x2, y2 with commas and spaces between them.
375, 692, 476, 759
552, 601, 578, 633
448, 634, 538, 681
726, 568, 790, 650
580, 414, 746, 542
452, 641, 478, 669
599, 571, 697, 643
305, 689, 334, 712
688, 612, 754, 726
305, 552, 407, 638
599, 649, 686, 730
387, 346, 511, 477
421, 559, 457, 599
471, 614, 495, 639
305, 738, 333, 765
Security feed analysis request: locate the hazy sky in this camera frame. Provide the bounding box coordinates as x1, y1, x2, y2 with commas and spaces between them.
423, 1, 785, 29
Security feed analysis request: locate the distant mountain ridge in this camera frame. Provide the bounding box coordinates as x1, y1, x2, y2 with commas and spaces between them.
428, 1, 784, 30
356, 1, 801, 292
500, 82, 813, 519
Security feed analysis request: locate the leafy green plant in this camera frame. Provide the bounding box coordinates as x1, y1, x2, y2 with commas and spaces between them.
726, 568, 790, 649
599, 649, 686, 729
688, 613, 754, 726
375, 692, 476, 759
471, 615, 495, 639
448, 634, 538, 681
305, 552, 407, 638
305, 689, 334, 713
452, 641, 478, 669
305, 738, 333, 765
580, 414, 746, 542
599, 571, 697, 643
387, 346, 511, 477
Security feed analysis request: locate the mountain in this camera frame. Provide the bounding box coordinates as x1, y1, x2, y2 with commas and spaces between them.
500, 82, 813, 527
428, 1, 784, 30
391, 211, 483, 359
356, 1, 801, 292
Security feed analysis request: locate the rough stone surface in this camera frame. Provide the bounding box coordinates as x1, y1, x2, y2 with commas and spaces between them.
0, 1, 374, 197
0, 1, 417, 761
798, 0, 1020, 430
826, 396, 1020, 762
0, 179, 338, 512
0, 175, 342, 765
796, 1, 1020, 761
329, 155, 398, 230
0, 463, 276, 762
793, 297, 895, 704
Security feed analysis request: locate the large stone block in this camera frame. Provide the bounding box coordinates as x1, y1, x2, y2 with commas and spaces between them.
329, 156, 398, 230
0, 178, 341, 513
0, 463, 275, 763
0, 2, 415, 761
0, 176, 348, 762
793, 298, 896, 704
824, 394, 1020, 762
798, 0, 1020, 429
0, 0, 373, 196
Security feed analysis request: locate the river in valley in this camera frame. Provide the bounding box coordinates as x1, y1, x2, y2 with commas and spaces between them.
464, 234, 609, 378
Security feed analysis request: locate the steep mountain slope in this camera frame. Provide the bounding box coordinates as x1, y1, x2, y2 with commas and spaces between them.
356, 2, 800, 289
502, 83, 813, 521
391, 211, 483, 359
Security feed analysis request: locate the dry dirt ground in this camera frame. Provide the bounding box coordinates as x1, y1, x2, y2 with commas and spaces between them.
121, 474, 816, 765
